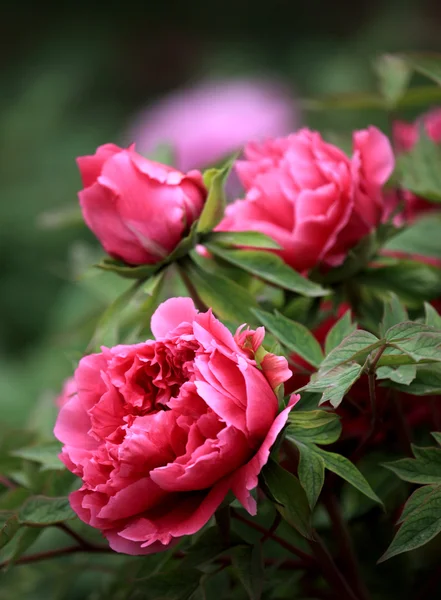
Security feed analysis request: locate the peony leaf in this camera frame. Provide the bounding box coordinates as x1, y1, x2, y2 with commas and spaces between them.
383, 445, 441, 484
287, 410, 342, 445
379, 485, 441, 562
184, 260, 258, 326
374, 54, 412, 107
0, 514, 20, 550
252, 309, 324, 368
425, 303, 441, 329
303, 363, 363, 408
397, 485, 437, 524
204, 230, 282, 249
376, 364, 417, 385
324, 310, 356, 355
231, 544, 264, 600
313, 446, 383, 506
18, 496, 75, 526
381, 294, 408, 336
357, 260, 441, 307
399, 52, 441, 86
318, 330, 381, 373
261, 460, 313, 539
11, 442, 64, 472
197, 159, 233, 234
295, 442, 325, 510
205, 245, 329, 297
384, 215, 441, 260
396, 131, 441, 203
383, 364, 441, 395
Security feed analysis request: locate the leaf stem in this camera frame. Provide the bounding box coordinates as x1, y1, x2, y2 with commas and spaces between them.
308, 532, 359, 600
177, 263, 208, 312
0, 475, 17, 489
231, 509, 315, 565
0, 544, 113, 570
323, 491, 371, 600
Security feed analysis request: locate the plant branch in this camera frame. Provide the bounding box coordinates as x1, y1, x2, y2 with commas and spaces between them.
231, 509, 315, 565
0, 475, 17, 489
323, 491, 370, 600
177, 264, 208, 312
0, 544, 113, 570
56, 523, 99, 550
308, 532, 359, 600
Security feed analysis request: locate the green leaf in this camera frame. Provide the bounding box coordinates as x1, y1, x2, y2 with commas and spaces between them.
295, 442, 325, 509
385, 322, 440, 342
205, 245, 329, 297
18, 495, 75, 525
88, 279, 142, 350
376, 364, 417, 385
381, 294, 408, 335
319, 330, 381, 373
425, 303, 441, 329
314, 446, 383, 506
396, 131, 441, 203
180, 527, 241, 570
133, 569, 202, 600
204, 230, 282, 249
1, 526, 41, 569
390, 333, 441, 364
400, 52, 441, 86
357, 260, 441, 307
379, 485, 441, 562
324, 310, 356, 355
384, 215, 441, 260
197, 160, 233, 234
304, 363, 363, 408
11, 442, 64, 471
383, 446, 441, 484
0, 514, 20, 550
231, 544, 264, 600
95, 258, 159, 280
374, 54, 412, 107
184, 259, 258, 325
385, 364, 441, 395
287, 410, 342, 445
397, 484, 438, 524
432, 432, 441, 446
252, 309, 324, 368
261, 460, 313, 539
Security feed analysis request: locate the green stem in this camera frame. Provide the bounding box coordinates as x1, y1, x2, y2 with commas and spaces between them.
231, 509, 315, 565
323, 492, 370, 600
308, 532, 359, 600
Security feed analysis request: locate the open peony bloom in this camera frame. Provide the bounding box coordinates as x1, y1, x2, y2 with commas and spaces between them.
54, 298, 297, 555
389, 107, 441, 224
126, 78, 300, 172
77, 144, 207, 265
216, 127, 394, 273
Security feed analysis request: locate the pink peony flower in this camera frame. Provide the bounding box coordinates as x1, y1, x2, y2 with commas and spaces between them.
126, 78, 300, 172
216, 127, 394, 273
54, 297, 297, 555
77, 144, 206, 265
389, 107, 441, 223
56, 377, 76, 408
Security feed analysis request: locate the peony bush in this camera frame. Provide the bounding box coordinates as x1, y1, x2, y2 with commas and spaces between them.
3, 52, 441, 600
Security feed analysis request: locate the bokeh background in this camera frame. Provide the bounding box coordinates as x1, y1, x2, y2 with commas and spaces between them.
2, 0, 441, 428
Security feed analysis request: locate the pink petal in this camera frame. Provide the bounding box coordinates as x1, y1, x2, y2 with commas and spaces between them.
261, 353, 292, 390
151, 297, 198, 339
231, 393, 300, 514
77, 143, 122, 188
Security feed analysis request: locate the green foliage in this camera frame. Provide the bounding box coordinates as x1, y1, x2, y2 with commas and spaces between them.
253, 309, 324, 368
381, 436, 441, 561
374, 54, 412, 107
261, 460, 313, 539
396, 131, 441, 203
206, 244, 329, 297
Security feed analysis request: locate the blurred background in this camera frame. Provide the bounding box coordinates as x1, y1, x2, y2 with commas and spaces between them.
2, 0, 441, 431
